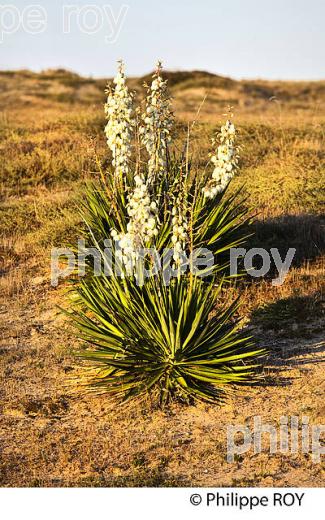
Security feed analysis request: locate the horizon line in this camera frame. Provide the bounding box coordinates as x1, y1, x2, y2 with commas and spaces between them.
1, 66, 324, 84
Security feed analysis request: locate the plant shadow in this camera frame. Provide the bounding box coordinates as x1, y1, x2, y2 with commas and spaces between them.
248, 292, 325, 388
247, 213, 325, 273
240, 212, 325, 387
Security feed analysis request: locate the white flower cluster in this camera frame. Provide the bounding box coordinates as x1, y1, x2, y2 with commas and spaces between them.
125, 174, 159, 245
171, 195, 188, 266
203, 120, 238, 199
111, 174, 158, 275
104, 60, 134, 180
140, 61, 173, 184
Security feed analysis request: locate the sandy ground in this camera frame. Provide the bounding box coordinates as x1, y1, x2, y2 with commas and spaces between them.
0, 275, 324, 487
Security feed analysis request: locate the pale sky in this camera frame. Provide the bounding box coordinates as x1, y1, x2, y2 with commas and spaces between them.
1, 0, 324, 80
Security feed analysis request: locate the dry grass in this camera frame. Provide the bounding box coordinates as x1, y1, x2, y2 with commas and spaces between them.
0, 69, 324, 487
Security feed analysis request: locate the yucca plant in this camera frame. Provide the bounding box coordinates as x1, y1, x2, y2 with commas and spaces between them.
67, 60, 264, 405
72, 274, 262, 405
